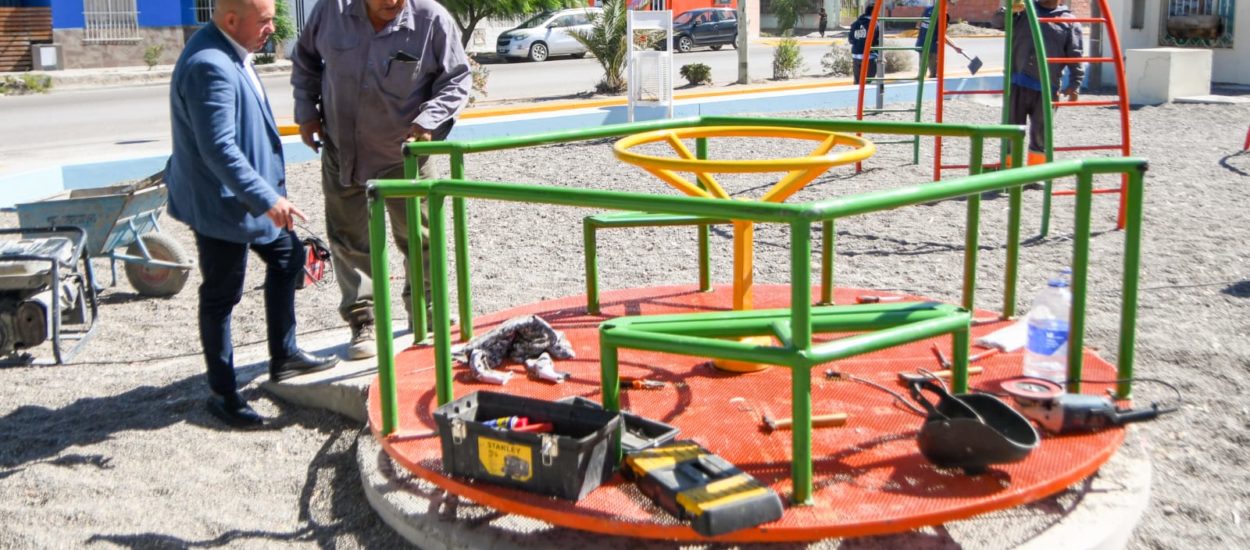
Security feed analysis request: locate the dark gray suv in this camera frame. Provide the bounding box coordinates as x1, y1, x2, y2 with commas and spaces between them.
668, 8, 738, 53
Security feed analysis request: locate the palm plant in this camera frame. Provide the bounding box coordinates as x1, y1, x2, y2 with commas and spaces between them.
570, 0, 629, 94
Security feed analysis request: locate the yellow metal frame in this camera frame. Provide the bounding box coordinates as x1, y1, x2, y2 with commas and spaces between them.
614, 126, 876, 372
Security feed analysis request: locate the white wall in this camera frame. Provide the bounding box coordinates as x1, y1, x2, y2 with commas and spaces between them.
1109, 0, 1248, 85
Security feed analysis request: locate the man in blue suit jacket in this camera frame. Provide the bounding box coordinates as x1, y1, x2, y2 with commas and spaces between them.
166, 0, 338, 429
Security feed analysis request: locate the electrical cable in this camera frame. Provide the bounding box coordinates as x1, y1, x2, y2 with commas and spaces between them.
825, 369, 928, 417
1074, 376, 1184, 414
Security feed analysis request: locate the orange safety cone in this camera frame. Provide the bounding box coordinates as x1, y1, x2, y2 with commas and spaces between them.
1027, 151, 1048, 165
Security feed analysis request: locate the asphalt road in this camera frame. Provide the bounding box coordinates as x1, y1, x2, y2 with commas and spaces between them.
0, 38, 1004, 178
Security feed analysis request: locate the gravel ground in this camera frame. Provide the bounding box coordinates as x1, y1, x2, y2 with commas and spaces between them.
1, 93, 1248, 549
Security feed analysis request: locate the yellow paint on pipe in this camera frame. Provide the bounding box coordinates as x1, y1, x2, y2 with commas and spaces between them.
644, 167, 711, 199
663, 132, 730, 199
733, 220, 754, 311
615, 126, 874, 174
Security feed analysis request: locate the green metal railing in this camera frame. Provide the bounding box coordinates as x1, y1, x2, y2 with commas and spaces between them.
374, 115, 1148, 504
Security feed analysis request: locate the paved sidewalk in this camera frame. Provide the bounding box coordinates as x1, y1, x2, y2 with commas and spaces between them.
1, 59, 293, 92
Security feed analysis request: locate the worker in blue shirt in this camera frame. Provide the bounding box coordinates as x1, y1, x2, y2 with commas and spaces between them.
916, 3, 965, 78
848, 4, 882, 84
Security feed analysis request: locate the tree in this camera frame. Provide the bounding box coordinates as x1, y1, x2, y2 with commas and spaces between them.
569, 0, 629, 93
272, 0, 296, 44
439, 0, 582, 48
771, 0, 808, 35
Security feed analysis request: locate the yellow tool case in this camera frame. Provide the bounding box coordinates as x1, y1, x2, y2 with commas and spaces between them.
624, 440, 784, 536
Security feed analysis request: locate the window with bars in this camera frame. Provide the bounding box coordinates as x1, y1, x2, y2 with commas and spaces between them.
194, 0, 214, 24
1162, 0, 1235, 48
83, 0, 140, 42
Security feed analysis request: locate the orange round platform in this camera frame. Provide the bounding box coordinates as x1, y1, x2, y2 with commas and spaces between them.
367, 285, 1124, 543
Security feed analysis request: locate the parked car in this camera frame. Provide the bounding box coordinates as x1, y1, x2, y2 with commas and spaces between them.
496, 8, 603, 62
664, 8, 738, 53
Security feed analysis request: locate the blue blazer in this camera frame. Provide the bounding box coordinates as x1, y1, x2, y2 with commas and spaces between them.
166, 23, 286, 245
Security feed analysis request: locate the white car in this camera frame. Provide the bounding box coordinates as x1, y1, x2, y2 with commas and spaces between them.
496, 8, 603, 62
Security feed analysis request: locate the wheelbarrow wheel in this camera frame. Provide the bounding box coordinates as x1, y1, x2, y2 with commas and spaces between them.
124, 233, 190, 297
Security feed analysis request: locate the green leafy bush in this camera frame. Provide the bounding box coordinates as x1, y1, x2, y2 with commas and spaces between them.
771, 0, 804, 34
143, 44, 164, 70
0, 74, 52, 95
771, 34, 803, 80
679, 63, 712, 86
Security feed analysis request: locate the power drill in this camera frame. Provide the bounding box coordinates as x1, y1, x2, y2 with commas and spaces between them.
1002, 378, 1175, 434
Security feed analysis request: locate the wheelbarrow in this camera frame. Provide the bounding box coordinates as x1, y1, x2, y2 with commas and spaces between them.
14, 173, 193, 297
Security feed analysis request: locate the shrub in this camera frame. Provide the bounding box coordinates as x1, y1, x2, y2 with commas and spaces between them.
0, 74, 52, 95
820, 40, 914, 77
820, 44, 852, 76
772, 34, 803, 80
679, 63, 712, 86
143, 44, 163, 70
883, 40, 915, 73
468, 56, 489, 105
771, 0, 804, 34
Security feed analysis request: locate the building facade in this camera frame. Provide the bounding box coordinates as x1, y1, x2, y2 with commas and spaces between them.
0, 0, 319, 70
1110, 0, 1242, 84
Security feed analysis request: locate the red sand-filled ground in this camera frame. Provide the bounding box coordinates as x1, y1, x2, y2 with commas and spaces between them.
369, 285, 1123, 543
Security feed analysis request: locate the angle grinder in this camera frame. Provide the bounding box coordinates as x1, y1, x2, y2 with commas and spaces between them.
1000, 378, 1175, 434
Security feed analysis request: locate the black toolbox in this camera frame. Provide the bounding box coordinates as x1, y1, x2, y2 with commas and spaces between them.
557, 395, 680, 453
624, 440, 784, 536
433, 391, 621, 501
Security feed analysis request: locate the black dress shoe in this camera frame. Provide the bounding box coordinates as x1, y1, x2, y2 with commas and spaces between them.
206, 394, 265, 429
269, 349, 339, 382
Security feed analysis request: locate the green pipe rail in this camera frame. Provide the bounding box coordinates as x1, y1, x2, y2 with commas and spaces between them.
372, 115, 1148, 505
1010, 0, 1066, 237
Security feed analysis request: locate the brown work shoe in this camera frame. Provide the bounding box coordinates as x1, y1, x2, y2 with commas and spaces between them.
347, 322, 377, 360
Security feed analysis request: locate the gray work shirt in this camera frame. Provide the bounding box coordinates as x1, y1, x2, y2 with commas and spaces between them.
291, 0, 471, 186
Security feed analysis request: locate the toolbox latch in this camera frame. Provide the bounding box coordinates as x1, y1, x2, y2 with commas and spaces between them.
451, 418, 466, 445
540, 434, 558, 466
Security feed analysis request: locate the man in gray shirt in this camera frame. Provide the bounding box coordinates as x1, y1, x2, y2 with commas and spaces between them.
291, 0, 471, 359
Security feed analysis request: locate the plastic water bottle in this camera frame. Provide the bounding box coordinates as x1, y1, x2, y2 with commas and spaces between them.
1023, 277, 1072, 384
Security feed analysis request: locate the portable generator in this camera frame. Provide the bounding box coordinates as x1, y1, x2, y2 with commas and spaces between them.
0, 227, 98, 364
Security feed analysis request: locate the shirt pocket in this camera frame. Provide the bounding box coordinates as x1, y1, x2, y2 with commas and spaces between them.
322, 26, 359, 69
380, 56, 420, 100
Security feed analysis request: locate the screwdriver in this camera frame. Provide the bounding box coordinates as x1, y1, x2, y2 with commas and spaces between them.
620, 376, 666, 389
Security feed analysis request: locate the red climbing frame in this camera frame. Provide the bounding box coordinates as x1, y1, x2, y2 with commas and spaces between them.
926, 1, 1134, 233
1041, 0, 1134, 231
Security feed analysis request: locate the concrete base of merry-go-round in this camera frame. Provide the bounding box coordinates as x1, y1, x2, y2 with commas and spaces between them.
352, 284, 1153, 549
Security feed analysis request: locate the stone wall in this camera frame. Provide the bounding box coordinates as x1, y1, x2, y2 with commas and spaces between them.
53, 26, 191, 69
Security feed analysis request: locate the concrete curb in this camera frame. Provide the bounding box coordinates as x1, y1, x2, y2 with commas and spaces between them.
254, 324, 1149, 548
257, 327, 416, 424
353, 416, 1151, 549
